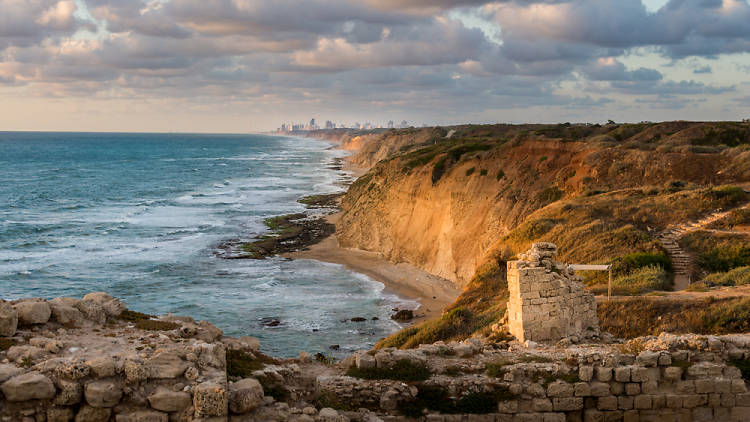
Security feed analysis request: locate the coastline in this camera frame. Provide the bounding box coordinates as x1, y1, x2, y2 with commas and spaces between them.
282, 133, 461, 323
285, 211, 460, 323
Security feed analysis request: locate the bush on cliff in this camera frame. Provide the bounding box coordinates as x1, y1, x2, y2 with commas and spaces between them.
345, 359, 431, 382
700, 266, 750, 287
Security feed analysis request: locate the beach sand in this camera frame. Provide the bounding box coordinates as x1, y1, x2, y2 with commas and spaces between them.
285, 211, 460, 323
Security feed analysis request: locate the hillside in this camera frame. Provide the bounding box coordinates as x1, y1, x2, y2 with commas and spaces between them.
321, 121, 750, 347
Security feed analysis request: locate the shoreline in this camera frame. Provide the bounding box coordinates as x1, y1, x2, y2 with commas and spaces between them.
284, 212, 460, 323
283, 133, 461, 323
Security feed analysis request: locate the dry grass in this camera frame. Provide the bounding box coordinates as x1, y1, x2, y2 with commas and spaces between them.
598, 296, 750, 338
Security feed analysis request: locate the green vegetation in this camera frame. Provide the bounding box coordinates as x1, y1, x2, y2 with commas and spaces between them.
711, 208, 750, 229
134, 319, 179, 331
447, 143, 492, 161
297, 193, 341, 208
397, 385, 517, 417
730, 359, 750, 381
118, 309, 154, 322
226, 349, 275, 378
315, 390, 358, 412
345, 359, 432, 382
598, 297, 750, 338
496, 169, 505, 180
606, 266, 669, 296
694, 123, 750, 147
537, 186, 563, 204
480, 169, 488, 176
0, 338, 17, 351
617, 252, 672, 274
700, 266, 750, 287
465, 167, 476, 177
432, 157, 447, 184
680, 231, 750, 275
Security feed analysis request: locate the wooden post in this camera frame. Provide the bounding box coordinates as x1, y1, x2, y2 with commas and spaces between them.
608, 268, 612, 302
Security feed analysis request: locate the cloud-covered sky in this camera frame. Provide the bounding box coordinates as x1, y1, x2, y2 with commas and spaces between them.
1, 0, 749, 132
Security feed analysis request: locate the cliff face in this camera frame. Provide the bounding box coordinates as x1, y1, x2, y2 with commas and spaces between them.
332, 123, 750, 288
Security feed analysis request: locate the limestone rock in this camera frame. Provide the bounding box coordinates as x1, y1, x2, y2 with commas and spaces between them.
54, 379, 83, 405
0, 371, 56, 401
114, 410, 168, 422
146, 351, 188, 379
7, 345, 45, 362
196, 321, 224, 342
0, 300, 18, 337
229, 378, 264, 414
74, 301, 106, 324
85, 380, 122, 407
238, 336, 261, 352
86, 357, 115, 378
49, 299, 86, 327
123, 359, 149, 383
74, 405, 110, 422
82, 292, 126, 317
148, 387, 192, 412
193, 382, 228, 417
355, 352, 376, 369
13, 300, 51, 325
0, 363, 24, 383
47, 407, 75, 422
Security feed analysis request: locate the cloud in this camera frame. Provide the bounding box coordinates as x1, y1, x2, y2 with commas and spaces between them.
0, 0, 79, 49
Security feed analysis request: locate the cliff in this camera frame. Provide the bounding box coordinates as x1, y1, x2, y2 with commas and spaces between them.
331, 122, 750, 289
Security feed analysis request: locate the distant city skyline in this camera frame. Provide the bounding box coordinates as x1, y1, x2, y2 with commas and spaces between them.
276, 118, 412, 133
1, 0, 750, 133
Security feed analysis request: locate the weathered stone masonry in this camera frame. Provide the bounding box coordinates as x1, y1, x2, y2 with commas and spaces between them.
507, 243, 599, 343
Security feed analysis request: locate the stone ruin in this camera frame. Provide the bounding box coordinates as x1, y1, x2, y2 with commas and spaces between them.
506, 243, 599, 343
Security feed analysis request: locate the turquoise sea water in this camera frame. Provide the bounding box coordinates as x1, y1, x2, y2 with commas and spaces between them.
0, 132, 414, 357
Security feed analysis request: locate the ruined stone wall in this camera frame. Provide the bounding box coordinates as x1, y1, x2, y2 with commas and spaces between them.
507, 243, 599, 343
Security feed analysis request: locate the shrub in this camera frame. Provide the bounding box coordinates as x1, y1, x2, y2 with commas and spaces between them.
466, 167, 476, 176
480, 169, 488, 176
346, 359, 432, 382
119, 309, 153, 322
496, 169, 505, 180
730, 359, 750, 381
697, 246, 750, 273
134, 319, 179, 331
702, 186, 748, 207
702, 266, 750, 287
432, 156, 447, 183
397, 385, 516, 417
537, 186, 564, 204
226, 349, 276, 378
616, 252, 672, 274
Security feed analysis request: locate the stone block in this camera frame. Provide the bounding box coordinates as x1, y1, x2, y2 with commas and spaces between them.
634, 395, 652, 410
0, 371, 56, 401
614, 367, 631, 383
84, 381, 122, 408
694, 379, 714, 394
681, 394, 707, 409
579, 366, 594, 382
552, 397, 583, 411
590, 382, 610, 397
532, 398, 552, 412
691, 407, 712, 421
596, 396, 617, 411
0, 301, 18, 336
574, 382, 591, 397
547, 381, 574, 398
618, 396, 633, 410
625, 383, 640, 396
595, 367, 612, 382
148, 387, 192, 412
664, 367, 682, 381
731, 407, 750, 421
193, 382, 228, 417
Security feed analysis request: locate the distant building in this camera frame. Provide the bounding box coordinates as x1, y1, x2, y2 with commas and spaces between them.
387, 120, 394, 129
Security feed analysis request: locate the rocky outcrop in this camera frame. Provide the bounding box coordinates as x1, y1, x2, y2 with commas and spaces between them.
2, 293, 750, 421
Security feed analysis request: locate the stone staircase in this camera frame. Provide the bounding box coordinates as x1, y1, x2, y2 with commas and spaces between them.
657, 206, 748, 290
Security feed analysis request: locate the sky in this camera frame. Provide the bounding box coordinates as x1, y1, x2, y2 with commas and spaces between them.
1, 0, 750, 133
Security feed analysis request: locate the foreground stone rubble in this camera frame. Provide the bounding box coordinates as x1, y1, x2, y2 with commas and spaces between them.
2, 291, 750, 421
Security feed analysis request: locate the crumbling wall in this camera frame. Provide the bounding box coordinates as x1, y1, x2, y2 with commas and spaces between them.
507, 243, 599, 342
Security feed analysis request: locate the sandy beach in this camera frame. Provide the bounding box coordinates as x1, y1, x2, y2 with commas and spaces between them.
285, 212, 460, 323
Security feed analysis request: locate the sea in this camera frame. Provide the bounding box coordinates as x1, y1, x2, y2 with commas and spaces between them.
0, 132, 416, 357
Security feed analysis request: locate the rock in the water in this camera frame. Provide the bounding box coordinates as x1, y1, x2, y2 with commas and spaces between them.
229, 378, 264, 414
13, 300, 51, 325
82, 292, 126, 317
0, 301, 18, 337
84, 380, 122, 407
0, 371, 56, 401
351, 317, 366, 322
390, 310, 414, 321
148, 387, 192, 412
